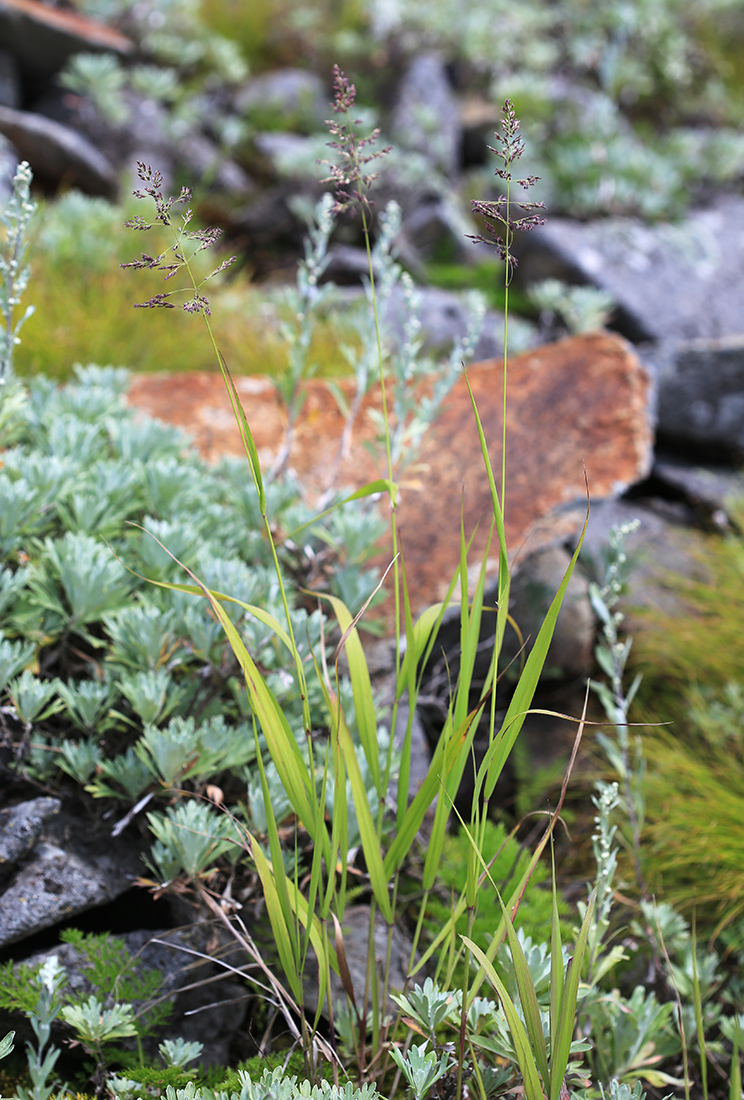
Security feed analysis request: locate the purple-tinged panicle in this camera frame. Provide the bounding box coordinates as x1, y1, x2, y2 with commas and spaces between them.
469, 100, 546, 283
121, 162, 236, 314
320, 64, 391, 218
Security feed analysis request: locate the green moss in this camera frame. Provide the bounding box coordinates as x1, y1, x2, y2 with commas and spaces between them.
424, 259, 532, 315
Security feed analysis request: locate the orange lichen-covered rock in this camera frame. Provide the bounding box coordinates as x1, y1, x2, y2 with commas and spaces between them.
127, 330, 654, 622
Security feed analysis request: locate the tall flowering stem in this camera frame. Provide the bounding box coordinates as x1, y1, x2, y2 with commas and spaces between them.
321, 68, 394, 496
121, 164, 315, 741
470, 101, 545, 517
322, 65, 400, 1070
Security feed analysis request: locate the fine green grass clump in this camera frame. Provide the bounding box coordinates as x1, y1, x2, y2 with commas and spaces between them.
14, 192, 356, 383
630, 502, 744, 937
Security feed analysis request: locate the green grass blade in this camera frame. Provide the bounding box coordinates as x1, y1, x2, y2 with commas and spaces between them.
463, 936, 545, 1100
422, 703, 486, 891
313, 657, 393, 925
691, 923, 708, 1100
396, 545, 417, 829
317, 592, 380, 795
216, 349, 265, 512
730, 1019, 741, 1100
550, 890, 596, 1100
395, 601, 448, 699
496, 892, 550, 1092
336, 705, 393, 924
484, 504, 589, 801
286, 479, 398, 540
549, 847, 564, 1069
249, 832, 302, 1002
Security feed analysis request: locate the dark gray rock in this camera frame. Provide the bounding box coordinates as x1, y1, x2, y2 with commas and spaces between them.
508, 545, 595, 682
235, 68, 327, 134
0, 803, 142, 948
0, 105, 118, 197
0, 131, 18, 204
398, 196, 482, 264
0, 0, 132, 84
175, 131, 254, 196
323, 244, 373, 285
650, 335, 744, 454
0, 47, 20, 109
391, 52, 461, 178
0, 797, 60, 883
516, 194, 744, 344
653, 457, 744, 527
251, 130, 320, 178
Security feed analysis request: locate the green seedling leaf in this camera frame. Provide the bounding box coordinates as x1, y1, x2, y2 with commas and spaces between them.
61, 995, 137, 1043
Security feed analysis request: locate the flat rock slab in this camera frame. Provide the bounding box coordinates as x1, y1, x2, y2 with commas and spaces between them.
517, 194, 744, 343
127, 331, 653, 623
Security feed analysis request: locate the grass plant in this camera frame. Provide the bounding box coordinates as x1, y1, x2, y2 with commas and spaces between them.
108, 79, 591, 1097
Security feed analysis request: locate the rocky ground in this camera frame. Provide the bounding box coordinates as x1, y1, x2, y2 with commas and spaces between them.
1, 0, 744, 1061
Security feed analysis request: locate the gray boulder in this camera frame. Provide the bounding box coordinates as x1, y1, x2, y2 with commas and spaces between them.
0, 0, 132, 85
0, 104, 118, 197
398, 196, 483, 265
390, 52, 461, 178
653, 456, 744, 527
0, 47, 20, 109
515, 194, 744, 344
650, 335, 744, 455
